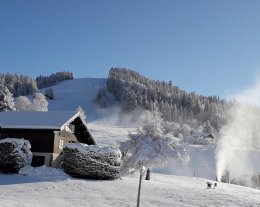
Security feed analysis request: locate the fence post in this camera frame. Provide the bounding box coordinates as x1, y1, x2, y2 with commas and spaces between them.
137, 166, 146, 207
145, 168, 150, 180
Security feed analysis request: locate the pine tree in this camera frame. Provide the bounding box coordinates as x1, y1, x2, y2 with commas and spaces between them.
203, 120, 214, 134
0, 84, 15, 111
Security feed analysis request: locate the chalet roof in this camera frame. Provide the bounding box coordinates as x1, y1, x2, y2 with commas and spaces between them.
0, 111, 85, 130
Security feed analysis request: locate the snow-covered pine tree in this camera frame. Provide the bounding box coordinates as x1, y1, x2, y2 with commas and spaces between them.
203, 120, 214, 134
95, 87, 108, 108
120, 110, 189, 175
0, 73, 38, 96
0, 84, 15, 111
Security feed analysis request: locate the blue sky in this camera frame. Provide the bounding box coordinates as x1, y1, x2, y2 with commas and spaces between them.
0, 0, 260, 97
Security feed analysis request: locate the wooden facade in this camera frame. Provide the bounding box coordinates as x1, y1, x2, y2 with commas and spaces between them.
0, 111, 96, 167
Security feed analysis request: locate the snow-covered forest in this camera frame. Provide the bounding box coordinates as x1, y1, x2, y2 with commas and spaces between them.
0, 71, 73, 97
96, 68, 234, 137
36, 71, 73, 89
0, 71, 74, 112
0, 73, 38, 97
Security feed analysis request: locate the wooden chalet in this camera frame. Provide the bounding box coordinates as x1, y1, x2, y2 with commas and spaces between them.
0, 111, 96, 167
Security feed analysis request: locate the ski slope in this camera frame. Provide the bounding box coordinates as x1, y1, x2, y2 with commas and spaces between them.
45, 78, 106, 121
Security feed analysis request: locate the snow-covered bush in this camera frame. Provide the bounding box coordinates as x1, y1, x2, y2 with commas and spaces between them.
163, 120, 216, 145
182, 124, 216, 145
15, 96, 32, 111
163, 121, 181, 134
62, 143, 122, 180
187, 135, 216, 145
120, 110, 189, 175
0, 138, 32, 173
45, 87, 54, 100
15, 93, 48, 111
137, 110, 164, 137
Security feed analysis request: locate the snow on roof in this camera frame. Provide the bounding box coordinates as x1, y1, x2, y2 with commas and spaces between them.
0, 111, 81, 130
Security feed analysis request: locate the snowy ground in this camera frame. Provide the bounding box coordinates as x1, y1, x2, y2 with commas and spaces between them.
0, 169, 260, 207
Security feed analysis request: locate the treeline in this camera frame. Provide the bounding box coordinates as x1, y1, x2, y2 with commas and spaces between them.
0, 71, 73, 97
36, 71, 73, 89
96, 68, 233, 131
0, 73, 38, 97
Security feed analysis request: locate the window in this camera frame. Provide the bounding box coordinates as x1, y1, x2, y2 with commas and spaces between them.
65, 124, 75, 133
59, 138, 64, 149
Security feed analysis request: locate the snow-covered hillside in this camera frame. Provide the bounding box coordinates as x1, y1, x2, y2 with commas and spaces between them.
2, 78, 260, 206
0, 170, 260, 207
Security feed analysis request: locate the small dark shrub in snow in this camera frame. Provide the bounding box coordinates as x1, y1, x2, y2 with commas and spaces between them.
62, 143, 122, 180
45, 87, 54, 100
0, 138, 32, 173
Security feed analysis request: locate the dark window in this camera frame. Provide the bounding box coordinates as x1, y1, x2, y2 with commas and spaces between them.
31, 156, 45, 167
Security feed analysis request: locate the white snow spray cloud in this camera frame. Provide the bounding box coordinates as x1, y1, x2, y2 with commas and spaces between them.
216, 76, 260, 182
90, 105, 144, 126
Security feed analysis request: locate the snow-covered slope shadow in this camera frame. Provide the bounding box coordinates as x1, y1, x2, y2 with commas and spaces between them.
0, 174, 42, 185
0, 166, 70, 185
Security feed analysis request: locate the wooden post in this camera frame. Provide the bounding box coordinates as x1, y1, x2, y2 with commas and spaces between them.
137, 166, 146, 207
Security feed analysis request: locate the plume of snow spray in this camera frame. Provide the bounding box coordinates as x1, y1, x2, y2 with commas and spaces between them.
216, 79, 260, 182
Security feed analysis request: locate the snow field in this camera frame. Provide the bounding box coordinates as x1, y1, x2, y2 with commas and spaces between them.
0, 172, 260, 207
